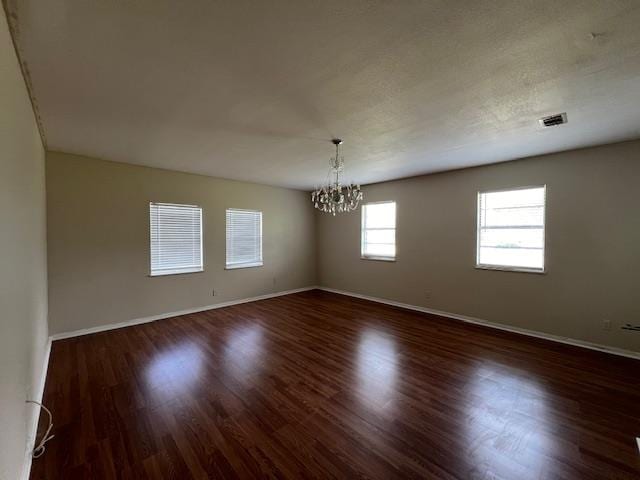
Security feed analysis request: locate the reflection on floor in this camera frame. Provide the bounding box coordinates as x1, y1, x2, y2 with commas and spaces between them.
31, 290, 640, 479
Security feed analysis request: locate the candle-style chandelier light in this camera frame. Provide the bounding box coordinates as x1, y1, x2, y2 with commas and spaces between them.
311, 139, 363, 215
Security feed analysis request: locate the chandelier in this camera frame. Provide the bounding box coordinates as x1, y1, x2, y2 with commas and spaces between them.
311, 139, 363, 215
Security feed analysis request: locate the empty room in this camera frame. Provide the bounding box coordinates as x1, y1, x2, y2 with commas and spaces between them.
2, 1, 640, 479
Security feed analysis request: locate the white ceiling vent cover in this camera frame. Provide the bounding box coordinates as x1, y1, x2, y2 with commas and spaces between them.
539, 112, 568, 127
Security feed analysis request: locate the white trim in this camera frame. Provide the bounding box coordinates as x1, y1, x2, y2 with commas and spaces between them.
361, 256, 396, 262
149, 267, 204, 277
150, 201, 202, 208
636, 437, 640, 454
50, 287, 317, 341
21, 337, 52, 480
225, 262, 264, 270
318, 287, 640, 360
475, 264, 545, 274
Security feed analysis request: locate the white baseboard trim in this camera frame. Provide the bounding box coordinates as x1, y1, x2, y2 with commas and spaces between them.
50, 286, 318, 341
21, 336, 52, 480
318, 287, 640, 360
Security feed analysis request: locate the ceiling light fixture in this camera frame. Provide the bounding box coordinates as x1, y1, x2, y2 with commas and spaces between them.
311, 139, 363, 215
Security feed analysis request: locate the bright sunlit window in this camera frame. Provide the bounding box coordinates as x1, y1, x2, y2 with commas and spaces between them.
361, 201, 396, 260
477, 186, 546, 272
150, 202, 203, 276
226, 209, 263, 269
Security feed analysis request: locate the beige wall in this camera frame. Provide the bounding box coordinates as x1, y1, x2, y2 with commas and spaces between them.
317, 140, 640, 353
0, 8, 49, 480
46, 152, 316, 335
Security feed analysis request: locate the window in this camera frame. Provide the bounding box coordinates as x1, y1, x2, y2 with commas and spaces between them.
477, 186, 546, 272
361, 201, 396, 260
150, 202, 203, 276
226, 209, 263, 269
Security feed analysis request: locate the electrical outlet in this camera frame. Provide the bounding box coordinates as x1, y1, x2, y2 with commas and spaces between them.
212, 289, 216, 296
603, 319, 612, 331
273, 277, 277, 285
424, 291, 431, 300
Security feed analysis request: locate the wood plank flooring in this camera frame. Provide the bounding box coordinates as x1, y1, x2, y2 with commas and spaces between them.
31, 290, 640, 479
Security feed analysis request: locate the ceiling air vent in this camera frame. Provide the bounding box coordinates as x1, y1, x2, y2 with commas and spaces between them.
539, 112, 568, 127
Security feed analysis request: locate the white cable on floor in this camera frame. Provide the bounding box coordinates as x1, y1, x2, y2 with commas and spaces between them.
26, 400, 55, 458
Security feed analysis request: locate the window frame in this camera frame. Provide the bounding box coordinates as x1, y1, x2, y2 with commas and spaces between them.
475, 185, 546, 274
225, 208, 263, 270
149, 202, 204, 277
361, 200, 397, 262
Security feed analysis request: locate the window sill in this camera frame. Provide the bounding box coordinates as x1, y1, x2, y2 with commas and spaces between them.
475, 264, 545, 274
225, 262, 264, 270
149, 268, 204, 277
361, 256, 396, 262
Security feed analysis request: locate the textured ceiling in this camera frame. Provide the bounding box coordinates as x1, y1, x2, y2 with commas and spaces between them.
7, 0, 640, 189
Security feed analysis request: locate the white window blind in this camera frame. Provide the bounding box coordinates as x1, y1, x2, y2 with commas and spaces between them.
226, 209, 263, 269
361, 201, 396, 260
477, 186, 546, 272
150, 202, 203, 276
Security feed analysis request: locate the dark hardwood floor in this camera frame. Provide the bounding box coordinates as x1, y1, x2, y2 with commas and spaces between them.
31, 290, 640, 479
